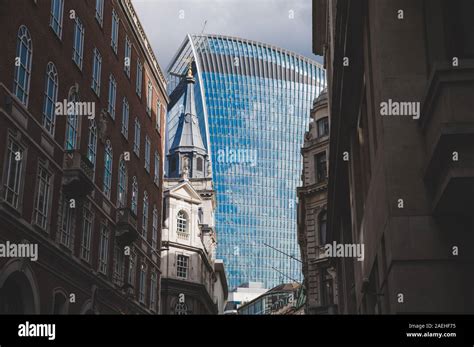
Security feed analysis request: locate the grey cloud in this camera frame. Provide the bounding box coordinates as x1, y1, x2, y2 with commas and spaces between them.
131, 0, 321, 70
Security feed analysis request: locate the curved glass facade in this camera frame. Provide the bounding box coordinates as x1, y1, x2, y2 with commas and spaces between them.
166, 34, 326, 289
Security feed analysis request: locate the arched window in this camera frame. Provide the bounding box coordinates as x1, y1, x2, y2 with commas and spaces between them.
117, 157, 127, 208
103, 140, 113, 199
131, 176, 138, 215
13, 25, 33, 106
42, 62, 59, 135
65, 87, 80, 150
87, 119, 97, 171
52, 290, 68, 314
142, 191, 148, 238
319, 210, 327, 245
177, 210, 188, 234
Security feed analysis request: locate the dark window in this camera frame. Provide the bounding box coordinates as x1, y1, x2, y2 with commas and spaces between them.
53, 292, 67, 314
315, 152, 327, 183
321, 270, 334, 306
170, 157, 177, 174
319, 210, 327, 245
317, 117, 329, 137
196, 157, 203, 172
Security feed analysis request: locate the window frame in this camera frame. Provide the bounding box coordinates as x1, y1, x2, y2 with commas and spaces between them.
13, 25, 33, 107
176, 254, 189, 279
42, 62, 59, 135
32, 163, 52, 231
50, 0, 64, 39
98, 223, 110, 275
72, 16, 85, 69
111, 8, 119, 54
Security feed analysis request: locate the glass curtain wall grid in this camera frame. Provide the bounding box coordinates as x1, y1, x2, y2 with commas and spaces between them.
166, 34, 326, 289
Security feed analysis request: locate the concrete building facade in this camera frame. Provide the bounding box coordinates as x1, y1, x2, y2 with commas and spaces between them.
314, 0, 474, 313
0, 0, 168, 314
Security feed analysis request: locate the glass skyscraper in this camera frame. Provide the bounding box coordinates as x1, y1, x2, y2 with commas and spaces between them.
166, 34, 326, 289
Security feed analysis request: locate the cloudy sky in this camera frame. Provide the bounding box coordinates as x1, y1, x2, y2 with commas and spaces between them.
131, 0, 321, 70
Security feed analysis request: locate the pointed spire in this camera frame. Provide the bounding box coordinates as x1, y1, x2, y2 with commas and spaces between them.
169, 64, 206, 153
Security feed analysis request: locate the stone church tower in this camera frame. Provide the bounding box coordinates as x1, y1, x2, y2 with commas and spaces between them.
161, 64, 227, 314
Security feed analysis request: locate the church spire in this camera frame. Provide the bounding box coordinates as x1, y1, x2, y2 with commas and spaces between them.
167, 62, 209, 179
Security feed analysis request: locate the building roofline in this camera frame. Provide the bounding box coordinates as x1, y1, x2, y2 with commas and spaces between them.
120, 0, 169, 101
190, 33, 324, 68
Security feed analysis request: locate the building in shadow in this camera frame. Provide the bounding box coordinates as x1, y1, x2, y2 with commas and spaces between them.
313, 0, 474, 313
297, 89, 338, 314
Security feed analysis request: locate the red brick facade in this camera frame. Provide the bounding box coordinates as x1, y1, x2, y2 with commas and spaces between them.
0, 0, 168, 314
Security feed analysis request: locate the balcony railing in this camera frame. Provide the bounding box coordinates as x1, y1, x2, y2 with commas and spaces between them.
62, 150, 94, 198
116, 208, 139, 246
177, 231, 189, 240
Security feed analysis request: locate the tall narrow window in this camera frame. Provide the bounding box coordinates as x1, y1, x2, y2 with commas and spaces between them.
65, 89, 79, 150
42, 62, 59, 135
117, 158, 127, 208
131, 176, 138, 215
124, 36, 131, 77
146, 81, 153, 116
111, 9, 119, 54
98, 223, 109, 274
113, 245, 125, 286
133, 118, 141, 156
91, 48, 102, 96
155, 101, 162, 133
177, 255, 189, 279
154, 151, 160, 184
121, 97, 129, 138
33, 165, 52, 230
319, 210, 327, 245
3, 137, 25, 209
176, 211, 188, 234
136, 60, 143, 96
95, 0, 104, 26
87, 119, 97, 172
72, 16, 84, 69
103, 140, 113, 199
138, 263, 147, 303
144, 136, 151, 172
152, 206, 158, 249
128, 249, 137, 287
142, 191, 148, 238
315, 152, 327, 183
150, 271, 157, 311
81, 202, 93, 262
59, 198, 75, 248
107, 74, 117, 119
50, 0, 64, 38
13, 25, 33, 106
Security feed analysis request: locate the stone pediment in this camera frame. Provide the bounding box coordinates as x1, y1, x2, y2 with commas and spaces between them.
165, 181, 203, 204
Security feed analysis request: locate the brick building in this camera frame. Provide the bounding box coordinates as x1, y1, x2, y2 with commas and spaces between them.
297, 89, 337, 314
0, 0, 168, 314
314, 0, 474, 313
